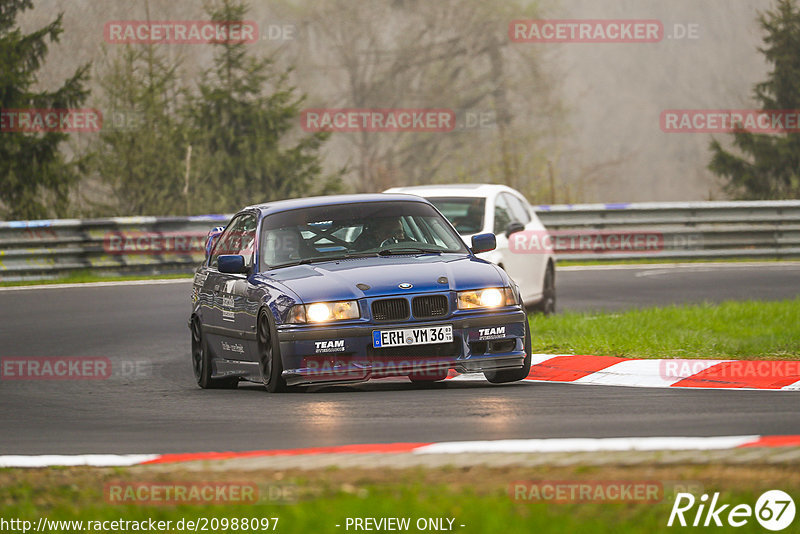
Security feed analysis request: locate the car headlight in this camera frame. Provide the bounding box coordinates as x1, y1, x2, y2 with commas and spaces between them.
457, 287, 518, 310
288, 300, 360, 324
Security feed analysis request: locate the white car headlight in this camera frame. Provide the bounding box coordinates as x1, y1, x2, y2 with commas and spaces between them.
457, 287, 518, 310
289, 301, 360, 324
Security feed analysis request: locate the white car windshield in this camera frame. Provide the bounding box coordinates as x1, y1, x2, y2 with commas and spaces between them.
426, 197, 486, 235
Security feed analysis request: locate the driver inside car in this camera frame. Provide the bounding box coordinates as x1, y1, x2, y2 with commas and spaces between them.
354, 217, 406, 250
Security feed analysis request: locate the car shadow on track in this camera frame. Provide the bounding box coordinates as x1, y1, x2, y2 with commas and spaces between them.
234, 378, 532, 395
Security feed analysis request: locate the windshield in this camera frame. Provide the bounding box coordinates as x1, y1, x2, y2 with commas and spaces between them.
426, 197, 486, 235
259, 200, 468, 269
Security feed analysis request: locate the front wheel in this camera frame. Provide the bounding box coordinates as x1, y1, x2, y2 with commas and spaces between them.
191, 318, 238, 389
484, 320, 532, 384
257, 310, 288, 393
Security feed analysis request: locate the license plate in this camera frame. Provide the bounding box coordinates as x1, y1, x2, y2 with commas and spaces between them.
372, 325, 453, 348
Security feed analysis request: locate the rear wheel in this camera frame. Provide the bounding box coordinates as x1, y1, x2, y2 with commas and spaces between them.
191, 318, 237, 389
257, 310, 288, 393
484, 320, 532, 384
531, 262, 556, 315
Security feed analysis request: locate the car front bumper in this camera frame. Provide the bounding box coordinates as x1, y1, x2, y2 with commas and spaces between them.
277, 308, 527, 386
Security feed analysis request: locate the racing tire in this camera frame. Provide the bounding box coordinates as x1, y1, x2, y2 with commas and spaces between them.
257, 309, 288, 393
483, 320, 532, 384
530, 262, 556, 315
191, 318, 238, 389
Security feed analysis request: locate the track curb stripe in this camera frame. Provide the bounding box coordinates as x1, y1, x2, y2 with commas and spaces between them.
528, 354, 629, 382
2, 436, 799, 467
140, 442, 432, 465
488, 354, 800, 391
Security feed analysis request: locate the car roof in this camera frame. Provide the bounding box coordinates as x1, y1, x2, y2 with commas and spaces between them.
242, 193, 432, 216
384, 183, 522, 198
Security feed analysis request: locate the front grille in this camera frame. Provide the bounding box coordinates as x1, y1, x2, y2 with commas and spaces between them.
412, 295, 448, 319
371, 298, 409, 321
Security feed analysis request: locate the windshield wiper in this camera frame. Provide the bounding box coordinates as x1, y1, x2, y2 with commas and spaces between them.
270, 252, 378, 269
377, 247, 442, 256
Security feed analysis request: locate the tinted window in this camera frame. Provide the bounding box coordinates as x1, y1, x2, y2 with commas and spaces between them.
427, 197, 486, 235
259, 201, 468, 269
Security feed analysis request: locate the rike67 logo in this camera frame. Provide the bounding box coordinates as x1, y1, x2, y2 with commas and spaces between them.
668, 490, 795, 530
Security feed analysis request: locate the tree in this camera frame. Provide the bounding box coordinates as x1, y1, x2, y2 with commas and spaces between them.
186, 0, 340, 214
0, 0, 90, 219
292, 0, 564, 199
92, 44, 187, 215
709, 0, 800, 199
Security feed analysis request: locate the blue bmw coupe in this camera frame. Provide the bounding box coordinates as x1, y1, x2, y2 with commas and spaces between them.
190, 194, 531, 392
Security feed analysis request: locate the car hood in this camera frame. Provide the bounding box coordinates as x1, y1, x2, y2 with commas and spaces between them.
263, 254, 506, 302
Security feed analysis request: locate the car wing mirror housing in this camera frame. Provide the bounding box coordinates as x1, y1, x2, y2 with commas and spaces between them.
471, 233, 497, 254
218, 254, 247, 274
505, 221, 525, 238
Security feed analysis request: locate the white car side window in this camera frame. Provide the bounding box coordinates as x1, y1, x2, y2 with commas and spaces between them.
493, 194, 513, 234
504, 193, 531, 224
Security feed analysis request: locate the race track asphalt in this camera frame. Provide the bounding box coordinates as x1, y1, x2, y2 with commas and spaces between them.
1, 263, 798, 454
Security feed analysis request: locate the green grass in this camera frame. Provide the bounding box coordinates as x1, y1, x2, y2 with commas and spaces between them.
1, 467, 795, 534
0, 270, 192, 287
530, 298, 800, 360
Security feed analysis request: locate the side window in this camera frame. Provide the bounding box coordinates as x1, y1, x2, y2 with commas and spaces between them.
210, 214, 257, 269
493, 194, 513, 234
504, 193, 531, 224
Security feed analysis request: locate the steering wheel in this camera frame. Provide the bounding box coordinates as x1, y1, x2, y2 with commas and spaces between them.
379, 236, 400, 248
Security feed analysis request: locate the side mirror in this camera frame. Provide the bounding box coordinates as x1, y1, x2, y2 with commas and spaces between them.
471, 233, 496, 254
218, 254, 247, 274
505, 221, 525, 238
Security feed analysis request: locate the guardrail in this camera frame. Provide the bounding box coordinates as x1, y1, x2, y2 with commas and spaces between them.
535, 200, 800, 261
0, 215, 230, 281
1, 200, 799, 281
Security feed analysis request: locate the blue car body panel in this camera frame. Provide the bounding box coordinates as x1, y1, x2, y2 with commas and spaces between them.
190, 194, 528, 386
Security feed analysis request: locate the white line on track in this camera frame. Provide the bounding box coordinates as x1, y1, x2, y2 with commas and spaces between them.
0, 278, 192, 292
0, 435, 782, 467
0, 454, 159, 467
412, 436, 761, 454
558, 261, 800, 272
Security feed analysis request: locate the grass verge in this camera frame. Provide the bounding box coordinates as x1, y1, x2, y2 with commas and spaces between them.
1, 464, 797, 534
530, 298, 800, 360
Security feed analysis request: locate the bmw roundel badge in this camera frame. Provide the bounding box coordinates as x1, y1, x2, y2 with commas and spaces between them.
398, 282, 413, 289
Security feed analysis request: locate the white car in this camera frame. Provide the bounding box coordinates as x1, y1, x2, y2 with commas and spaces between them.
384, 184, 555, 313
